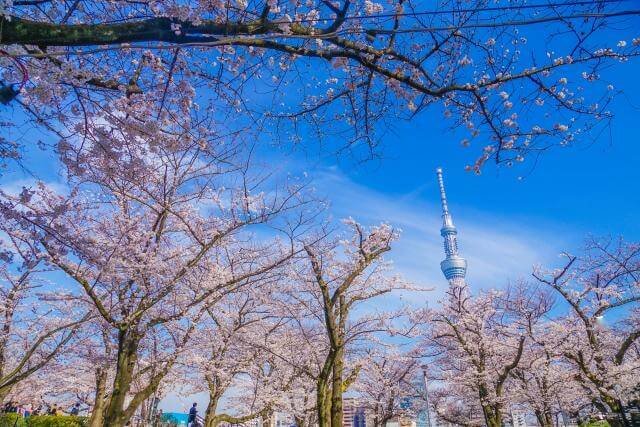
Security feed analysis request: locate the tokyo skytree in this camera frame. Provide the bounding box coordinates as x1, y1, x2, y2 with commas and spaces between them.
436, 168, 467, 287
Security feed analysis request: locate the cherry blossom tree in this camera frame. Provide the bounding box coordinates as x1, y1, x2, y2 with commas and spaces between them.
174, 291, 329, 427
508, 318, 588, 427
428, 385, 485, 427
1, 0, 639, 168
258, 321, 323, 427
7, 346, 99, 415
0, 100, 315, 426
352, 348, 425, 427
83, 325, 115, 427
285, 219, 412, 427
533, 237, 640, 427
425, 283, 551, 427
0, 226, 89, 403
178, 290, 283, 427
0, 311, 117, 423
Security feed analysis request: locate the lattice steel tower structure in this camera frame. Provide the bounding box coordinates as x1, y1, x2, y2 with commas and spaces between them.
436, 168, 467, 286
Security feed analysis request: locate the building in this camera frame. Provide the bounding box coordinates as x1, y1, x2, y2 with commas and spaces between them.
245, 418, 262, 427
343, 398, 366, 427
242, 412, 295, 427
267, 412, 295, 427
386, 416, 417, 427
510, 409, 528, 427
353, 407, 366, 427
415, 410, 431, 427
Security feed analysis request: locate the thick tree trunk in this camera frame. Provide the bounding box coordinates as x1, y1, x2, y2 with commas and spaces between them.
477, 381, 502, 427
203, 386, 221, 427
317, 352, 334, 427
202, 379, 265, 427
605, 405, 631, 427
534, 410, 554, 427
89, 367, 108, 427
0, 385, 11, 403
262, 411, 274, 427
602, 394, 631, 427
481, 404, 502, 427
484, 411, 502, 427
102, 328, 140, 427
204, 407, 219, 427
330, 346, 344, 427
317, 378, 331, 427
325, 392, 333, 427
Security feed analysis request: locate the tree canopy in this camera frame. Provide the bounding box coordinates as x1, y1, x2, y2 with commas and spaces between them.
1, 0, 638, 168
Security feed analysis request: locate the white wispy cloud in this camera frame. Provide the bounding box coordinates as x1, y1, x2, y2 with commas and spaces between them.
0, 177, 69, 197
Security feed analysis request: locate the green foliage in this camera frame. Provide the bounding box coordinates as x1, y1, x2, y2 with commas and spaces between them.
25, 416, 88, 427
579, 420, 610, 427
0, 413, 27, 427
0, 414, 90, 427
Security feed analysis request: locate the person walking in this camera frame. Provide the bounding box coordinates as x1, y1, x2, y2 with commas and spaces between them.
188, 403, 198, 427
70, 403, 81, 416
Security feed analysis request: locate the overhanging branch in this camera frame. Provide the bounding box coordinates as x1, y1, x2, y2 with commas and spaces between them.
0, 16, 273, 46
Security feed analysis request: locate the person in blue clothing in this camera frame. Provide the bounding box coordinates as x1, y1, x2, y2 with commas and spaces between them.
69, 403, 81, 416
188, 402, 198, 427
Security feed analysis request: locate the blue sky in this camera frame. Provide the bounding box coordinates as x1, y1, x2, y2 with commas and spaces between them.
2, 25, 639, 319
1, 14, 639, 414
299, 55, 640, 296
161, 81, 640, 408
2, 13, 638, 296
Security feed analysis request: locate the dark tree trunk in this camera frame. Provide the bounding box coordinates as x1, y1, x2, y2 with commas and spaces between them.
102, 328, 140, 427
330, 346, 344, 427
203, 384, 221, 427
88, 367, 108, 427
534, 409, 554, 427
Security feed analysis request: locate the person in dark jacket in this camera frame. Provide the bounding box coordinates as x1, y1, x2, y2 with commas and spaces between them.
188, 402, 198, 426
70, 403, 81, 415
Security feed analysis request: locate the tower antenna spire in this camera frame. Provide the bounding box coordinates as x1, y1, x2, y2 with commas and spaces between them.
436, 167, 453, 227
436, 168, 467, 285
